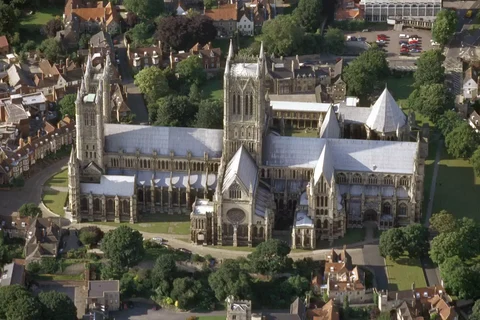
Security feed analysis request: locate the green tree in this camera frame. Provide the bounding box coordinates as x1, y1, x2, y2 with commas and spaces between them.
208, 259, 251, 301
379, 228, 405, 260
343, 47, 389, 99
79, 231, 97, 248
38, 291, 77, 320
429, 210, 457, 234
204, 0, 217, 9
248, 239, 292, 275
471, 147, 480, 178
170, 277, 202, 310
445, 122, 479, 158
0, 232, 10, 268
414, 49, 445, 87
101, 225, 145, 268
407, 83, 449, 123
134, 66, 170, 104
470, 300, 480, 320
22, 40, 36, 52
39, 38, 64, 62
124, 0, 164, 19
324, 28, 345, 55
437, 110, 462, 137
262, 15, 305, 56
176, 56, 206, 86
282, 275, 309, 297
40, 257, 59, 274
79, 226, 104, 245
432, 9, 458, 45
18, 203, 42, 218
0, 285, 42, 320
42, 18, 63, 38
430, 232, 463, 265
58, 94, 76, 119
151, 254, 177, 289
126, 22, 155, 48
440, 256, 479, 299
0, 3, 16, 37
402, 224, 429, 258
78, 33, 92, 49
151, 95, 197, 127
293, 0, 323, 32
195, 99, 223, 129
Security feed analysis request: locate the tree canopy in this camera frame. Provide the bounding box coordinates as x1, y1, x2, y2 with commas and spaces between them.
429, 210, 457, 234
58, 94, 76, 119
38, 291, 77, 320
39, 38, 64, 62
437, 110, 462, 137
323, 28, 345, 55
379, 228, 405, 260
170, 277, 203, 310
471, 146, 480, 178
134, 66, 170, 104
406, 83, 449, 123
155, 15, 216, 51
293, 0, 323, 32
0, 285, 42, 320
42, 18, 63, 38
402, 224, 429, 258
19, 203, 42, 218
151, 253, 177, 290
262, 15, 305, 57
0, 3, 17, 38
248, 239, 292, 275
124, 0, 164, 19
175, 56, 206, 86
343, 47, 389, 100
445, 122, 479, 158
470, 300, 480, 320
195, 99, 223, 129
150, 95, 197, 127
432, 9, 458, 45
440, 256, 480, 299
101, 225, 145, 268
414, 49, 445, 87
208, 259, 252, 301
126, 22, 155, 49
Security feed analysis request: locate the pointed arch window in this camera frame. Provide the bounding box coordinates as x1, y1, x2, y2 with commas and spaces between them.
249, 95, 253, 115
232, 93, 237, 114
337, 173, 347, 183
368, 174, 377, 184
229, 183, 242, 199
399, 176, 410, 187
237, 95, 241, 114
384, 175, 393, 185
383, 202, 391, 215
398, 203, 408, 217
352, 173, 362, 184
244, 94, 249, 115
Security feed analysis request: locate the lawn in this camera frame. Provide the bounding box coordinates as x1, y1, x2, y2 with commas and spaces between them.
317, 228, 366, 249
96, 214, 191, 235
144, 246, 190, 261
386, 254, 427, 291
35, 273, 84, 281
284, 127, 319, 138
20, 7, 63, 45
431, 148, 480, 221
42, 190, 67, 217
422, 136, 441, 221
202, 78, 223, 100
45, 168, 68, 188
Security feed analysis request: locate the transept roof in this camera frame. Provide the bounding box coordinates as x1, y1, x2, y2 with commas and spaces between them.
365, 88, 406, 133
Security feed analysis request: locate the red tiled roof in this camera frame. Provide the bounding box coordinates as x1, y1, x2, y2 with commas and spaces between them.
204, 4, 238, 21
0, 36, 9, 49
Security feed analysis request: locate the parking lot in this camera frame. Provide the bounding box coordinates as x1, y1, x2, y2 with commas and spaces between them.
345, 28, 435, 58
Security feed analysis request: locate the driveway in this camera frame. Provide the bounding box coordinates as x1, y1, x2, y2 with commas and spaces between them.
0, 158, 68, 216
362, 244, 388, 290
115, 44, 149, 124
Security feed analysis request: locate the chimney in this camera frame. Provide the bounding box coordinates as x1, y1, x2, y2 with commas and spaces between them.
272, 62, 275, 71
291, 59, 295, 72
37, 130, 41, 138
27, 136, 32, 144
396, 292, 398, 301
19, 138, 24, 148
411, 282, 415, 292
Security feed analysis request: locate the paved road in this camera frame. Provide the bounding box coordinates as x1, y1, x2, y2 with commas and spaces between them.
115, 44, 149, 124
0, 158, 68, 216
362, 244, 388, 290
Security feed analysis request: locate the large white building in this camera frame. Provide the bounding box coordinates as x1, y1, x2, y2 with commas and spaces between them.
359, 0, 441, 22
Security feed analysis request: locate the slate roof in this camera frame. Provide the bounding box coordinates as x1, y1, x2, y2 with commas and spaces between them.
0, 262, 24, 287
7, 65, 35, 87
271, 101, 335, 113
264, 135, 418, 174
80, 175, 135, 197
230, 63, 259, 78
295, 210, 314, 227
314, 143, 334, 185
104, 124, 223, 158
366, 88, 407, 133
89, 31, 114, 50
88, 280, 119, 298
222, 145, 258, 193
319, 105, 340, 139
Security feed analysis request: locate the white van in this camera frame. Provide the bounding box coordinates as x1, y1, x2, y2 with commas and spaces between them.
399, 34, 409, 39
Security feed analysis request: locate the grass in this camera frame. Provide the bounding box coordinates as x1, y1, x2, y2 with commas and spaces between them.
19, 7, 63, 45
45, 168, 68, 188
42, 189, 67, 217
431, 147, 480, 221
202, 78, 223, 100
317, 228, 366, 249
422, 136, 441, 221
386, 254, 427, 291
96, 214, 191, 235
284, 127, 318, 138
35, 273, 84, 281
144, 246, 190, 261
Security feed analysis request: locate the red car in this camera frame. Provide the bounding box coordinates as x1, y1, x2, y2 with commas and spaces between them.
408, 39, 419, 44
377, 34, 387, 39
400, 47, 409, 53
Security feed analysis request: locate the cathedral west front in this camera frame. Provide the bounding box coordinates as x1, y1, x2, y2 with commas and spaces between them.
67, 41, 427, 249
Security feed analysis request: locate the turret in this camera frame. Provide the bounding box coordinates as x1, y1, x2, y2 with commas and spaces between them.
102, 55, 112, 123
68, 146, 80, 222
75, 89, 84, 161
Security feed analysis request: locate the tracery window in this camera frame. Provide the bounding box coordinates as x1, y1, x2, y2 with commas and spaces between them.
383, 202, 391, 215
229, 183, 241, 199
352, 173, 362, 184
399, 176, 410, 187
368, 174, 377, 184
398, 203, 407, 217
337, 173, 347, 183
384, 175, 393, 185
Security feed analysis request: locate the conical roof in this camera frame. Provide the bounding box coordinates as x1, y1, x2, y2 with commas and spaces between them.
366, 88, 406, 134
319, 105, 340, 139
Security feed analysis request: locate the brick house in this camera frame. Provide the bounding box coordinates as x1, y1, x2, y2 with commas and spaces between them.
204, 4, 238, 37
0, 36, 10, 56
169, 42, 222, 72
64, 0, 121, 35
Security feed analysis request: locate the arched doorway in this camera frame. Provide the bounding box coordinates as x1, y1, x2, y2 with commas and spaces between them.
363, 209, 377, 222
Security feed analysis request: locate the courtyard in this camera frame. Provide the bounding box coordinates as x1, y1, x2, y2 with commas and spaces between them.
95, 214, 191, 235
385, 254, 427, 291
20, 6, 63, 45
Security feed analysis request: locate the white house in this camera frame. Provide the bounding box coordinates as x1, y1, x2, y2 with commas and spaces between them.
237, 14, 254, 36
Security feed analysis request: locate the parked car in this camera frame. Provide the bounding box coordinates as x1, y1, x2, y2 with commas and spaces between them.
362, 28, 370, 32
346, 35, 357, 41
408, 39, 418, 44
409, 48, 421, 53
430, 39, 440, 46
376, 40, 386, 44
409, 34, 419, 39
152, 237, 163, 243
377, 34, 387, 39
358, 37, 366, 41
399, 34, 409, 38
399, 40, 408, 45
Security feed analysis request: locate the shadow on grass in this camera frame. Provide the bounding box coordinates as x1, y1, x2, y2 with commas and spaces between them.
139, 213, 190, 223
394, 257, 420, 266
